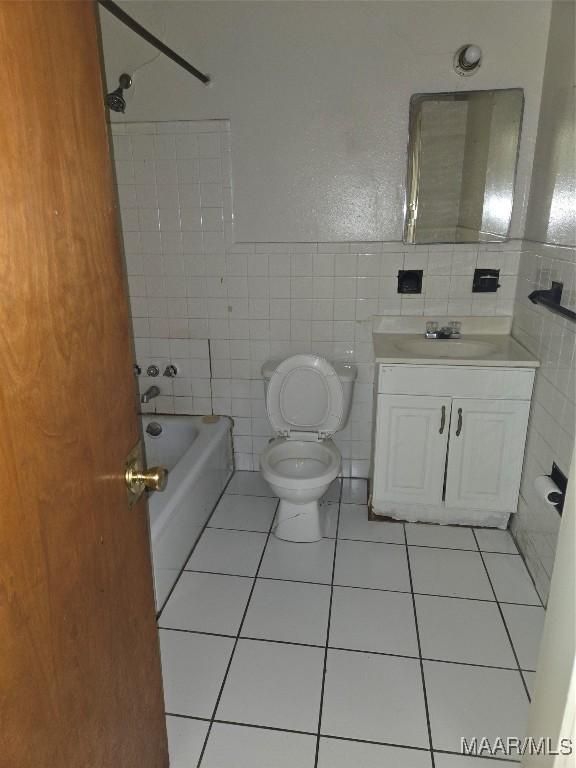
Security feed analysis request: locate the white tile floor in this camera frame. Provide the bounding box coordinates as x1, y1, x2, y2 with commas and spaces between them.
158, 471, 544, 767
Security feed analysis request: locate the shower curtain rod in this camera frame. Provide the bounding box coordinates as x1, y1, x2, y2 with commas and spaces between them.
98, 0, 211, 85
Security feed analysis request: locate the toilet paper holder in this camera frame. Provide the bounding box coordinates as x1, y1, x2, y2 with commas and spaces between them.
550, 463, 568, 516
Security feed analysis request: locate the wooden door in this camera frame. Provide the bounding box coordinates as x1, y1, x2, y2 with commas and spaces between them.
372, 394, 451, 506
445, 398, 530, 512
0, 3, 168, 767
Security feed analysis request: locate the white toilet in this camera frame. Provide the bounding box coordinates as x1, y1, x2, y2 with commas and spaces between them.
260, 355, 357, 542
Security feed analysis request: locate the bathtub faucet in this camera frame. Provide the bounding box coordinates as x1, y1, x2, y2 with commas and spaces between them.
141, 385, 160, 404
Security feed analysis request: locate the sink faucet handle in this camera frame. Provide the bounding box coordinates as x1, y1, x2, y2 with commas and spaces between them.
449, 320, 462, 337
425, 321, 439, 338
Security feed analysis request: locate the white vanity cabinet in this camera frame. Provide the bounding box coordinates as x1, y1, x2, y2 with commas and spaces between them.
375, 394, 451, 507
371, 365, 535, 527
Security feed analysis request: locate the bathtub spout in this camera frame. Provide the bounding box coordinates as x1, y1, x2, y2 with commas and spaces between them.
141, 385, 160, 404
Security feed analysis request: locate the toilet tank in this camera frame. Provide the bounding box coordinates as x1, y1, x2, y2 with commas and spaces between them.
261, 357, 357, 432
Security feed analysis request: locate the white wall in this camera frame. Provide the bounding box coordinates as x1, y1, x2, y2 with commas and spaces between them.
512, 242, 575, 602
524, 0, 576, 246
102, 1, 564, 488
524, 450, 575, 767
510, 0, 576, 604
99, 1, 551, 242
111, 119, 521, 474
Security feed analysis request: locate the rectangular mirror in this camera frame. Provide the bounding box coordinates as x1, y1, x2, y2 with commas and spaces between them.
404, 88, 524, 244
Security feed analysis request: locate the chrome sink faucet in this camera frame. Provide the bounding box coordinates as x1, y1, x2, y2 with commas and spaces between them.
425, 321, 462, 339
141, 385, 160, 403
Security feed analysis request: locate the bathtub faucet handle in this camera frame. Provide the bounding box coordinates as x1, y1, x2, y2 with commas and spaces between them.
164, 364, 178, 377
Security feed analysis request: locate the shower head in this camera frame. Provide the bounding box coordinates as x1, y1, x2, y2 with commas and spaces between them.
105, 73, 132, 113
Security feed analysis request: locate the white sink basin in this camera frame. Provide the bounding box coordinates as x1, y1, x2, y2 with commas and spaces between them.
395, 339, 496, 359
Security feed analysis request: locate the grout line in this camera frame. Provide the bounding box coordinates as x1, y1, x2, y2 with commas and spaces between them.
160, 627, 325, 650
155, 468, 235, 619
420, 656, 535, 674
206, 529, 522, 556
225, 491, 276, 498
505, 529, 546, 609
210, 526, 522, 555
239, 635, 325, 650
433, 747, 521, 763
343, 538, 485, 552
212, 719, 317, 738
472, 525, 521, 554
159, 625, 537, 673
165, 713, 518, 763
183, 569, 332, 584
207, 524, 273, 534
166, 713, 211, 723
320, 732, 431, 753
180, 568, 542, 606
183, 568, 255, 580
471, 548, 522, 556
207, 338, 214, 415
323, 648, 517, 672
410, 591, 540, 607
204, 514, 522, 556
471, 529, 533, 702
195, 497, 280, 767
158, 627, 236, 640
403, 523, 436, 768
313, 480, 343, 768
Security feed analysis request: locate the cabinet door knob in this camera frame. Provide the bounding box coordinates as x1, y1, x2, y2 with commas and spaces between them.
456, 407, 463, 436
439, 405, 446, 434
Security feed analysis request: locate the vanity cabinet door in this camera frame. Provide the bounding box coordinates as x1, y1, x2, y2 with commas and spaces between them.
445, 398, 530, 512
373, 394, 451, 506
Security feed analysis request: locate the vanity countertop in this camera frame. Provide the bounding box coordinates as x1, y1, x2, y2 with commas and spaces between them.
372, 316, 540, 368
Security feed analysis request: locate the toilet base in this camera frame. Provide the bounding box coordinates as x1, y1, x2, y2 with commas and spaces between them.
273, 500, 322, 542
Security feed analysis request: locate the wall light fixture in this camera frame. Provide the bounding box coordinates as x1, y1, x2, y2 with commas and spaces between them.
454, 44, 482, 76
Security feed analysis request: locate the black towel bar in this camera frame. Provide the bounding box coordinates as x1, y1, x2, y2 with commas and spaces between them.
528, 281, 576, 322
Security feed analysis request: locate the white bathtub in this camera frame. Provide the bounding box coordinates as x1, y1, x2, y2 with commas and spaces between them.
141, 414, 233, 610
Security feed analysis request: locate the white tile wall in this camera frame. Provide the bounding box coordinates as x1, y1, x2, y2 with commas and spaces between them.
111, 120, 521, 476
511, 241, 576, 603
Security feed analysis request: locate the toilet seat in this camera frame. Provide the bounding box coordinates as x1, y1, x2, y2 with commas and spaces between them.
260, 438, 341, 491
266, 355, 344, 440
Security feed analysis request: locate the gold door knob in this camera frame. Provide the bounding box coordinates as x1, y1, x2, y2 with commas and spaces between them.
125, 465, 168, 493
124, 440, 168, 508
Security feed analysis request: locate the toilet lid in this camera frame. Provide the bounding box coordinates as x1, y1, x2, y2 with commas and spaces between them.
266, 354, 344, 439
